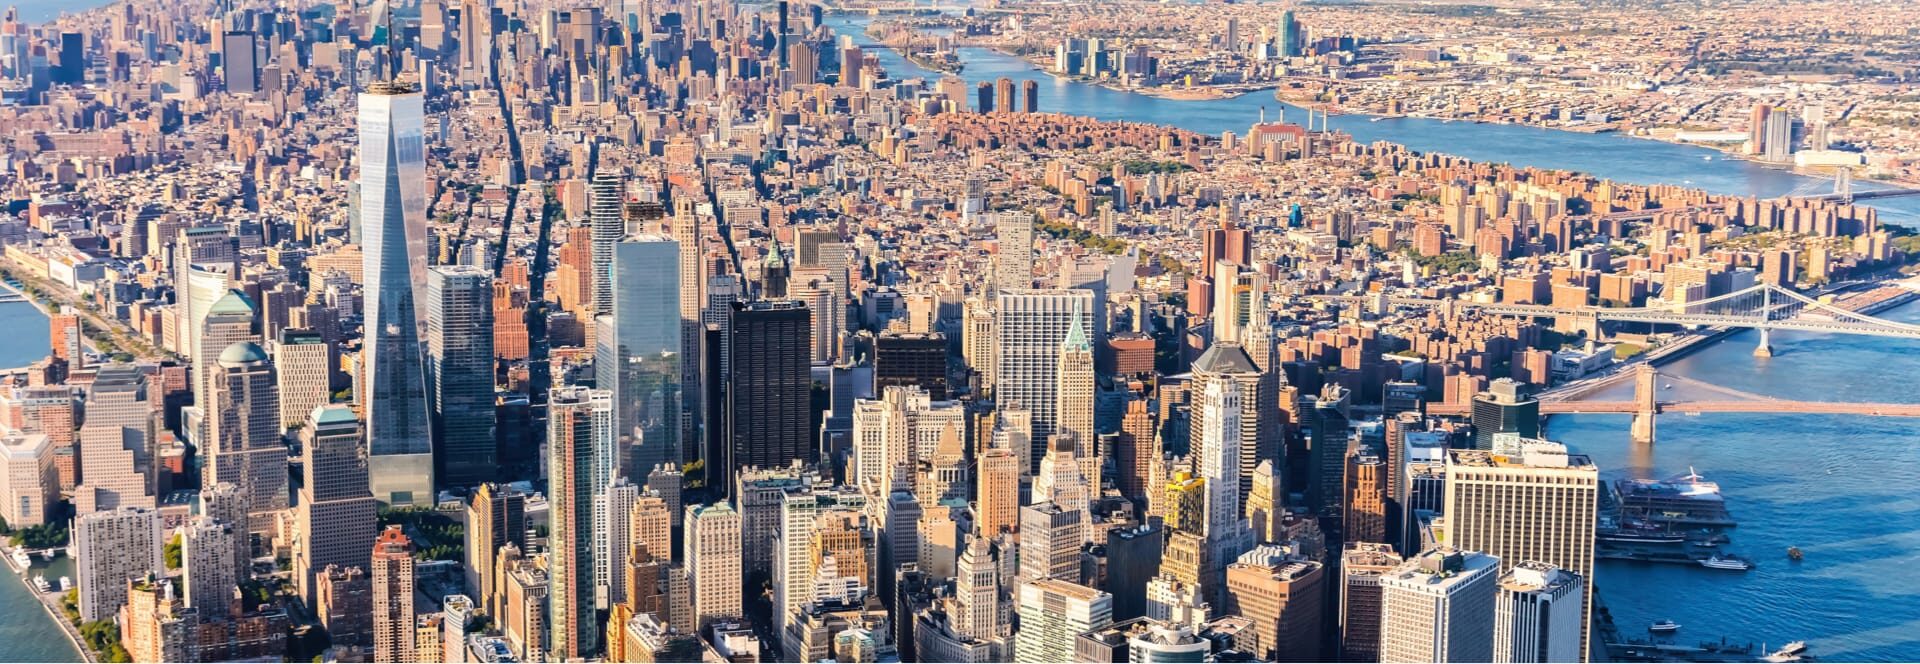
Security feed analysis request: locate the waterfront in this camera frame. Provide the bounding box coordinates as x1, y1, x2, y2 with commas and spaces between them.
828, 16, 1920, 660
0, 548, 83, 663
828, 15, 1920, 226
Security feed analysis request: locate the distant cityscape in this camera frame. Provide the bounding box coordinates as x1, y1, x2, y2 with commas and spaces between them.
0, 0, 1915, 663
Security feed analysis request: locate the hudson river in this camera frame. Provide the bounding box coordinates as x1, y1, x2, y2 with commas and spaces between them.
829, 14, 1920, 660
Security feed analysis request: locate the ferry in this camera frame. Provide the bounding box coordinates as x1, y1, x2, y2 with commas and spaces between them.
1763, 641, 1809, 662
1618, 468, 1735, 528
1598, 527, 1687, 545
1700, 554, 1754, 571
1649, 620, 1681, 633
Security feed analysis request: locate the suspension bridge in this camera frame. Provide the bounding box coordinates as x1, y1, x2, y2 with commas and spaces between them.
1317, 281, 1920, 357
1427, 363, 1920, 444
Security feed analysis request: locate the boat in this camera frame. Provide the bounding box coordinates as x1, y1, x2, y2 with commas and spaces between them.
1787, 547, 1804, 561
1700, 554, 1753, 571
1763, 641, 1808, 662
31, 575, 50, 592
58, 576, 72, 591
7, 549, 28, 569
1618, 468, 1735, 528
1599, 527, 1687, 545
1703, 155, 1713, 160
1649, 620, 1681, 633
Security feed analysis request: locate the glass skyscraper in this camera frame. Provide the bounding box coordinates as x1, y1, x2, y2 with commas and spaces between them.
359, 80, 435, 507
596, 236, 682, 479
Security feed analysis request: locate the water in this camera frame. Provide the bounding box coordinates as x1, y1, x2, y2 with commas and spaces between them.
831, 16, 1920, 660
0, 554, 82, 662
0, 302, 52, 369
7, 0, 113, 24
827, 15, 1920, 226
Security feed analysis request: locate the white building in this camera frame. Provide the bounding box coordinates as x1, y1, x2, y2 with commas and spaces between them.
1494, 562, 1584, 663
1013, 578, 1112, 663
74, 506, 165, 622
0, 432, 55, 527
1379, 548, 1500, 663
994, 288, 1095, 474
686, 501, 742, 630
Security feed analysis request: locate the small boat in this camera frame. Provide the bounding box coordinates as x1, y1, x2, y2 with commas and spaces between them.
1763, 641, 1808, 662
1649, 620, 1681, 633
1703, 155, 1713, 160
1370, 117, 1384, 122
1787, 547, 1804, 561
8, 549, 28, 569
1701, 554, 1754, 571
31, 575, 50, 592
58, 576, 72, 591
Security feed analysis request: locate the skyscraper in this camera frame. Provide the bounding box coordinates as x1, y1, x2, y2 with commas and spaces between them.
1055, 303, 1096, 448
181, 516, 239, 611
427, 265, 496, 489
1223, 545, 1326, 662
1445, 438, 1599, 658
1014, 579, 1112, 663
360, 77, 435, 507
1195, 375, 1252, 588
1340, 542, 1401, 663
371, 525, 417, 663
1470, 379, 1538, 451
1190, 341, 1281, 507
726, 300, 812, 471
590, 170, 624, 318
1494, 562, 1584, 664
1379, 548, 1500, 664
597, 236, 681, 479
222, 31, 258, 94
74, 506, 164, 622
74, 365, 156, 512
206, 342, 285, 521
49, 312, 82, 368
464, 482, 526, 617
274, 329, 332, 428
686, 501, 742, 630
993, 212, 1035, 294
548, 386, 613, 658
295, 405, 377, 609
994, 288, 1094, 473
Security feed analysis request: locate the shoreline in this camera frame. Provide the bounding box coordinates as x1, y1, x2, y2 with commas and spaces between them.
0, 543, 93, 663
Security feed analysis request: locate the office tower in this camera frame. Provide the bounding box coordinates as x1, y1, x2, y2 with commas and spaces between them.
1445, 439, 1599, 657
1223, 545, 1325, 662
360, 76, 435, 507
993, 212, 1035, 293
1022, 79, 1039, 112
1211, 266, 1266, 345
597, 236, 682, 478
995, 288, 1094, 472
1494, 562, 1584, 664
205, 342, 286, 520
443, 594, 475, 660
673, 206, 705, 462
1340, 542, 1400, 662
953, 535, 1001, 641
1014, 579, 1112, 663
372, 525, 417, 663
1194, 375, 1252, 595
1055, 305, 1096, 447
49, 312, 82, 367
594, 478, 639, 608
726, 300, 812, 470
1345, 452, 1389, 544
0, 433, 54, 528
500, 546, 550, 661
874, 332, 948, 400
427, 265, 496, 489
841, 43, 864, 88
852, 386, 966, 499
194, 288, 257, 429
1247, 460, 1284, 544
1278, 10, 1300, 56
1034, 435, 1092, 519
1470, 379, 1538, 450
222, 31, 257, 94
182, 516, 239, 610
1307, 385, 1352, 513
295, 405, 377, 608
548, 386, 613, 658
590, 170, 624, 318
274, 329, 331, 428
1108, 523, 1164, 621
1379, 548, 1500, 664
74, 506, 164, 622
1018, 502, 1084, 581
465, 482, 526, 617
686, 501, 743, 630
1190, 342, 1279, 509
963, 297, 997, 391
977, 444, 1020, 537
1113, 397, 1157, 506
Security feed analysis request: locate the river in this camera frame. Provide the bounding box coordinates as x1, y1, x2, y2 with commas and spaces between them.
827, 14, 1920, 661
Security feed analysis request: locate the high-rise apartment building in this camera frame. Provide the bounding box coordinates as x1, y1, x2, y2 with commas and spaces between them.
360, 77, 435, 507
371, 525, 417, 663
74, 506, 164, 622
295, 405, 377, 607
181, 516, 240, 611
426, 265, 496, 489
548, 386, 613, 658
1379, 548, 1500, 664
589, 170, 624, 318
49, 312, 82, 367
993, 212, 1035, 293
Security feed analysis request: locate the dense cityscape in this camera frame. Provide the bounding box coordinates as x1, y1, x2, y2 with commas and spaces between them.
0, 0, 1917, 662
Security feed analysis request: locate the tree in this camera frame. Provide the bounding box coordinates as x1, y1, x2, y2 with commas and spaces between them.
163, 533, 182, 570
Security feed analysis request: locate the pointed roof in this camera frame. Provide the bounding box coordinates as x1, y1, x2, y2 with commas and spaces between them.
1061, 299, 1091, 352
208, 289, 256, 316
1193, 342, 1259, 375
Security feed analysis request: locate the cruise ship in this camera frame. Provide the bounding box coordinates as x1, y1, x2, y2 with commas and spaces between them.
1617, 468, 1736, 528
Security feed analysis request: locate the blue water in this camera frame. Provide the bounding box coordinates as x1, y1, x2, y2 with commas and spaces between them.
7, 0, 111, 24
828, 16, 1920, 227
0, 555, 81, 663
828, 16, 1920, 660
0, 302, 52, 369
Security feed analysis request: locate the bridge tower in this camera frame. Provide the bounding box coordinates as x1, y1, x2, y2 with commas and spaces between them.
1754, 286, 1774, 358
1836, 167, 1853, 204
1630, 363, 1658, 445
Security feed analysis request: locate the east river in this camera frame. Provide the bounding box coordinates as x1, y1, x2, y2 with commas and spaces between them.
0, 9, 1916, 661
828, 14, 1920, 660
